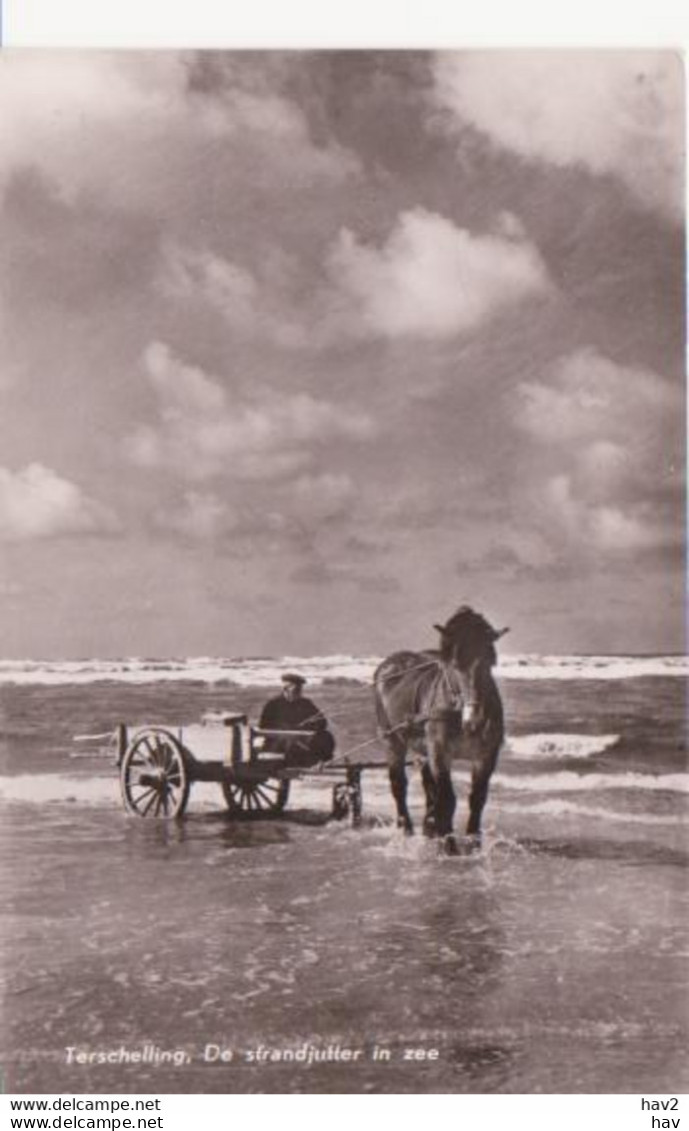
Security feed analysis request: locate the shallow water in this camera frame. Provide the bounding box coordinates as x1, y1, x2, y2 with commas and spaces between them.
1, 674, 687, 1093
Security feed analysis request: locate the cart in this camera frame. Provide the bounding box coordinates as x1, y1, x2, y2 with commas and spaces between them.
116, 714, 363, 825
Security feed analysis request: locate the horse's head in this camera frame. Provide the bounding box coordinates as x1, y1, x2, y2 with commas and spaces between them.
433, 606, 509, 730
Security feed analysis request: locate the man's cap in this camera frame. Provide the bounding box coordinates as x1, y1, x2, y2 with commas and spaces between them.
281, 672, 307, 686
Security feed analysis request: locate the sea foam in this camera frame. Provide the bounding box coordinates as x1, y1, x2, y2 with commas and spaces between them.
0, 653, 686, 686
2, 767, 687, 811
508, 733, 621, 760
493, 770, 689, 795
497, 799, 688, 827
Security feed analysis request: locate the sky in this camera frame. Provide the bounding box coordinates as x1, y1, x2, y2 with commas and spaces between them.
0, 50, 685, 658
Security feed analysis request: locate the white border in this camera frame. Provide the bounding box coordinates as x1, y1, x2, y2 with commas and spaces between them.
0, 2, 685, 1122
2, 0, 688, 48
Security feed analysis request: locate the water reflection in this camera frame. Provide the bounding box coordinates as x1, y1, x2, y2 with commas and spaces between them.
121, 811, 300, 854
390, 880, 506, 994
512, 834, 689, 868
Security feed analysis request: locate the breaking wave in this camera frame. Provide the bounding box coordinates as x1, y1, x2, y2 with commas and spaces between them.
0, 653, 686, 687
492, 770, 689, 795
1, 768, 687, 811
497, 799, 687, 827
507, 733, 620, 760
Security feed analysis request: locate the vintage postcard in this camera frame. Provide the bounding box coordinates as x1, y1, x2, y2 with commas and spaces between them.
0, 49, 685, 1096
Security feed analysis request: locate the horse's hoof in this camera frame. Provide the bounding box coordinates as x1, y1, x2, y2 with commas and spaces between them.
440, 834, 459, 856
397, 818, 414, 836
422, 815, 437, 838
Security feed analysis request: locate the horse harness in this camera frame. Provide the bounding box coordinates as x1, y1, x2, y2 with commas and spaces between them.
384, 659, 467, 740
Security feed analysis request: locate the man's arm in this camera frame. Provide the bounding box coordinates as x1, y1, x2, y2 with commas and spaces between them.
299, 699, 328, 731
259, 698, 280, 729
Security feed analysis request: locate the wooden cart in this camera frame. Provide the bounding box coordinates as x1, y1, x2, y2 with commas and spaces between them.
117, 714, 363, 824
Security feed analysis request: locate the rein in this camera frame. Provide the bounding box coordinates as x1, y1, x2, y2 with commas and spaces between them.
439, 661, 467, 715
412, 659, 488, 732
278, 655, 480, 750
398, 659, 467, 734
296, 656, 439, 730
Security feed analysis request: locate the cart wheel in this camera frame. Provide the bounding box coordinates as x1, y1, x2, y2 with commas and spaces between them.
331, 783, 350, 820
331, 772, 362, 827
121, 728, 190, 819
222, 777, 290, 818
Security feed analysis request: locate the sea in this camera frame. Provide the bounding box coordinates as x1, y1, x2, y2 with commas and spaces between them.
0, 653, 687, 1094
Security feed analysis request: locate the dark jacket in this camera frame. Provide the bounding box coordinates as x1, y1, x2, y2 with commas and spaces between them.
258, 695, 334, 764
259, 695, 328, 733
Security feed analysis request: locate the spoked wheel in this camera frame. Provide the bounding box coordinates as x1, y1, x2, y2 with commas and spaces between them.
222, 776, 290, 818
121, 728, 190, 819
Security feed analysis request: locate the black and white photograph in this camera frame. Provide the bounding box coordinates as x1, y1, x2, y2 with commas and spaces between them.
0, 48, 686, 1096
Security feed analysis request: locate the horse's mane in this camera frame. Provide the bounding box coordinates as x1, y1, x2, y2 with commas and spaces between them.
442, 605, 496, 639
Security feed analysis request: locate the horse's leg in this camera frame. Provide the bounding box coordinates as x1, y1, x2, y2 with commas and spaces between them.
466, 749, 497, 841
428, 734, 457, 851
421, 762, 437, 836
388, 745, 413, 835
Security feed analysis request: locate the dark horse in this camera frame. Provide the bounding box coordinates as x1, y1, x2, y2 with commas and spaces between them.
373, 606, 508, 853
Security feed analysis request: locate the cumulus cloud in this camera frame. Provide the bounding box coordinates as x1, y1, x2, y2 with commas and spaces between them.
516, 348, 681, 457
159, 243, 309, 349
546, 475, 671, 552
127, 342, 376, 481
160, 244, 257, 316
0, 51, 357, 209
143, 341, 227, 416
434, 51, 684, 219
516, 349, 684, 555
0, 464, 120, 542
148, 453, 359, 562
152, 491, 311, 553
328, 208, 549, 340
153, 491, 239, 542
0, 53, 188, 202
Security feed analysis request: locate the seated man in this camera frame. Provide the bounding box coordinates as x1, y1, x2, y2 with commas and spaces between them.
258, 673, 335, 767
